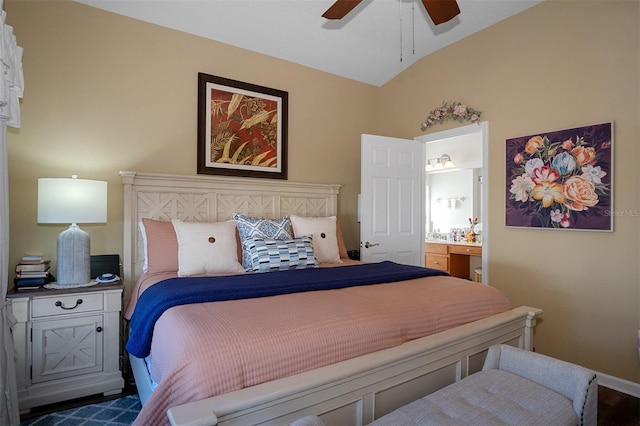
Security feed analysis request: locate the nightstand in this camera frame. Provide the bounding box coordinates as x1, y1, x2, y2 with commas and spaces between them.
6, 282, 125, 412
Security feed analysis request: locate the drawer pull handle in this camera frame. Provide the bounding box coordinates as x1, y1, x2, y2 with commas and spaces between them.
96, 326, 103, 333
55, 298, 83, 310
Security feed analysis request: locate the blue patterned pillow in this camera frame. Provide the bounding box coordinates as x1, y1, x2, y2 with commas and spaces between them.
232, 213, 292, 270
246, 237, 318, 273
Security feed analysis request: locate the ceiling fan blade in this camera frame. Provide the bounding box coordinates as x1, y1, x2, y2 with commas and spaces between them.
422, 0, 460, 25
322, 0, 363, 19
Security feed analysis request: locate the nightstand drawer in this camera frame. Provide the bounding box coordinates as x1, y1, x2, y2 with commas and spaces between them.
32, 293, 104, 318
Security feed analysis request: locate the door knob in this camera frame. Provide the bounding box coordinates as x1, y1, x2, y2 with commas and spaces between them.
364, 241, 380, 248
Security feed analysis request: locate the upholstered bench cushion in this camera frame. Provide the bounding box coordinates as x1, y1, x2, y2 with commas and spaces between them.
371, 369, 578, 426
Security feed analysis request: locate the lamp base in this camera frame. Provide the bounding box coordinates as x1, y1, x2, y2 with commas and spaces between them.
56, 224, 91, 285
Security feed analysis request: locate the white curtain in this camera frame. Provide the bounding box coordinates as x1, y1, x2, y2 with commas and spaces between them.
0, 1, 23, 424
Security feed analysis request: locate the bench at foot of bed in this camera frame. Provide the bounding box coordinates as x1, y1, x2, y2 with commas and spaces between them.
292, 344, 598, 426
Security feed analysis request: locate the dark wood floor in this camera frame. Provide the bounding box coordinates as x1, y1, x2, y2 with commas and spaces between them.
598, 386, 640, 426
21, 384, 640, 425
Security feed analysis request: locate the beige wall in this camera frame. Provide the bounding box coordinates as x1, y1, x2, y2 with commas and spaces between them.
5, 1, 378, 268
5, 0, 639, 384
380, 0, 639, 383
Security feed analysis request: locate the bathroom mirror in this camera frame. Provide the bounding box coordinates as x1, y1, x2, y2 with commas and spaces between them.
426, 167, 482, 239
421, 129, 483, 242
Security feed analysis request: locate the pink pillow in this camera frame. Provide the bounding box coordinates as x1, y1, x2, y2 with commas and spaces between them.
140, 218, 245, 274
336, 220, 349, 259
140, 218, 179, 274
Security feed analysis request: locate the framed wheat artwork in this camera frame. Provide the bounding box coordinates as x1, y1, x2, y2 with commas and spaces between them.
197, 72, 288, 179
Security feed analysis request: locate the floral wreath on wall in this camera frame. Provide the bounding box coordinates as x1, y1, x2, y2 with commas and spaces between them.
420, 102, 481, 131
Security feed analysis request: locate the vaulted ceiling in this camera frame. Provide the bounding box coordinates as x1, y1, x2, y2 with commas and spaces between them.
75, 0, 542, 87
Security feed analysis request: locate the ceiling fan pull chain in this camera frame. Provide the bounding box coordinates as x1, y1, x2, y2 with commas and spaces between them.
412, 1, 416, 56
399, 0, 403, 63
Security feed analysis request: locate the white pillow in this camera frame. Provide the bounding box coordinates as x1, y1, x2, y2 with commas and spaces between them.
171, 219, 245, 276
290, 215, 342, 264
139, 220, 149, 273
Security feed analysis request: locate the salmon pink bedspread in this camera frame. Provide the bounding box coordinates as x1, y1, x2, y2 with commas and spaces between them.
130, 267, 511, 426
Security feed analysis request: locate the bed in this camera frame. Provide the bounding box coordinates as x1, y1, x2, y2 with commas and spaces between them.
120, 171, 542, 426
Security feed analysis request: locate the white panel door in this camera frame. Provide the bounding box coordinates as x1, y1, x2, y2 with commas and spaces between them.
360, 134, 424, 266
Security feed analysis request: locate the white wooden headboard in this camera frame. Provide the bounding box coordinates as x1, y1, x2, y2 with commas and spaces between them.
120, 171, 340, 300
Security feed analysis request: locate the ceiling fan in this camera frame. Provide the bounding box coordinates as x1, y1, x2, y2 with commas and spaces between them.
322, 0, 460, 25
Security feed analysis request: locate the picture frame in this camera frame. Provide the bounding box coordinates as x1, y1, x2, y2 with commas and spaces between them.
197, 73, 288, 179
505, 121, 613, 231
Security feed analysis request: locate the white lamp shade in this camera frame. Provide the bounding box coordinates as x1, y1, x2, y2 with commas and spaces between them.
38, 178, 107, 224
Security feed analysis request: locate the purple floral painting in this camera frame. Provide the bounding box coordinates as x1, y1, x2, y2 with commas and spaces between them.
506, 122, 613, 231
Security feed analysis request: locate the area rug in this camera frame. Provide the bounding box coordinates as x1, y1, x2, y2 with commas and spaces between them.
20, 394, 141, 426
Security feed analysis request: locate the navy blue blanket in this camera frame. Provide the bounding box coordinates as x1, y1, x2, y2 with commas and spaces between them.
126, 261, 448, 358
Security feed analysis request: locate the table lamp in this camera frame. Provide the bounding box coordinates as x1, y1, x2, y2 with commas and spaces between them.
37, 176, 107, 286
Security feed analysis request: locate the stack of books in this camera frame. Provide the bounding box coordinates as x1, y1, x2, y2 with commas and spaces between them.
14, 255, 54, 289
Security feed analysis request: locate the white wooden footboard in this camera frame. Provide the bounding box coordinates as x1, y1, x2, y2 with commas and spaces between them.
167, 306, 542, 426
